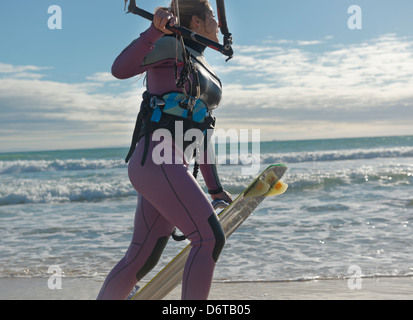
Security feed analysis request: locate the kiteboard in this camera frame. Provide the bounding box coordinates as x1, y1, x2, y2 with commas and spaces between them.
131, 164, 288, 300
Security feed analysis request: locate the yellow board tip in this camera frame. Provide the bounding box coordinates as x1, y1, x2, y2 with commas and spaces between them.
264, 181, 288, 197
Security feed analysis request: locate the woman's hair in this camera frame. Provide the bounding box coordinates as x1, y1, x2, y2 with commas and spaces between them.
168, 0, 212, 29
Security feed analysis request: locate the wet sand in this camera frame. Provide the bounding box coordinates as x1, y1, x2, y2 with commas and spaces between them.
1, 277, 412, 300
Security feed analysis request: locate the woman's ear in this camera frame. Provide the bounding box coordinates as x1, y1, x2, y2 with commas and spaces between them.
190, 15, 202, 29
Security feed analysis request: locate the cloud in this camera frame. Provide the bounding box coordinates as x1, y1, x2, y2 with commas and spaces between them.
0, 63, 51, 80
1, 33, 413, 151
86, 72, 118, 83
211, 33, 413, 140
0, 63, 49, 74
262, 38, 325, 46
0, 65, 144, 151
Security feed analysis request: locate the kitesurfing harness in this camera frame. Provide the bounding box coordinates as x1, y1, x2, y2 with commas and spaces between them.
124, 0, 231, 168
124, 90, 217, 167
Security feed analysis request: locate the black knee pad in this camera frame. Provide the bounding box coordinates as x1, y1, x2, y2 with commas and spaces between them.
208, 214, 226, 263
135, 236, 168, 281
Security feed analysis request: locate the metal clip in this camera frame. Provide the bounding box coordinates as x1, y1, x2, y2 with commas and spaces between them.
179, 96, 197, 113
150, 96, 165, 109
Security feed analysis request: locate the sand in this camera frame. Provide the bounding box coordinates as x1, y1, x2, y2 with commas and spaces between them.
0, 277, 412, 300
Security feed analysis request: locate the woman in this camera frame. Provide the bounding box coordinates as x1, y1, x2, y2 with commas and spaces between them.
97, 0, 232, 300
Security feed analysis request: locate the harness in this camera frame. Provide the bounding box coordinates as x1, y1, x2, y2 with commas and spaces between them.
125, 91, 216, 168
125, 6, 222, 172
125, 0, 224, 178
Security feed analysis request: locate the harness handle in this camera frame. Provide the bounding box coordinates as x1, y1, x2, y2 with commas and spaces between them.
125, 0, 233, 59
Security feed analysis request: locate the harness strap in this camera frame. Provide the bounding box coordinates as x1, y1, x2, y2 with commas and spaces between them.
125, 92, 216, 167
125, 92, 152, 163
216, 0, 233, 60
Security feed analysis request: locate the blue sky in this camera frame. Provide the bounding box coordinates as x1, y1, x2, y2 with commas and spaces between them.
1, 0, 413, 152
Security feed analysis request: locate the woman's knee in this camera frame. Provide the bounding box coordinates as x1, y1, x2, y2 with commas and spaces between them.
207, 214, 226, 263
185, 213, 225, 263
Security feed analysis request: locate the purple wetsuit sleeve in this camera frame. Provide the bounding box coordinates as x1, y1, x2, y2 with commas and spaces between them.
111, 25, 185, 95
111, 24, 165, 80
199, 144, 223, 192
200, 163, 222, 192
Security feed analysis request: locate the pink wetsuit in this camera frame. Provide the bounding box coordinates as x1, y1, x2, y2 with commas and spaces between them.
97, 25, 225, 300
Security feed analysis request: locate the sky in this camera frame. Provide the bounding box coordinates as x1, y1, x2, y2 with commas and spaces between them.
1, 0, 413, 152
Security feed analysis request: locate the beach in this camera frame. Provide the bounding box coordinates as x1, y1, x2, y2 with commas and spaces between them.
1, 136, 413, 301
1, 277, 412, 300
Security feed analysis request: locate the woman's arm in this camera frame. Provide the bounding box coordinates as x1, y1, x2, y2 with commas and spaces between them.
112, 8, 177, 79
199, 145, 233, 203
111, 24, 165, 79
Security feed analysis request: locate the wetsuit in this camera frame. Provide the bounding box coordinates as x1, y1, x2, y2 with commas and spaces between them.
97, 25, 225, 300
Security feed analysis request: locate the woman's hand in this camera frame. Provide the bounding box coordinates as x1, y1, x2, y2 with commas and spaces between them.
153, 8, 177, 34
211, 190, 233, 204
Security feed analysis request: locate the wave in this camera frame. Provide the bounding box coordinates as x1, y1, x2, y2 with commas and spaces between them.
2, 146, 412, 175
0, 158, 126, 175
260, 146, 413, 164
1, 145, 412, 206
4, 169, 408, 206
0, 179, 135, 206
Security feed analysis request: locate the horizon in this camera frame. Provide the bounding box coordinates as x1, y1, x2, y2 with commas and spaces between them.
1, 133, 412, 155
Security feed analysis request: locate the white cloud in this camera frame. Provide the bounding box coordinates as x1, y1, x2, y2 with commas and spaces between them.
0, 63, 51, 80
212, 33, 413, 139
262, 39, 324, 46
0, 66, 144, 151
86, 72, 117, 83
0, 63, 49, 74
1, 33, 413, 151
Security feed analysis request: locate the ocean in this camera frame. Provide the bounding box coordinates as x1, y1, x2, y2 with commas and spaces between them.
1, 135, 413, 284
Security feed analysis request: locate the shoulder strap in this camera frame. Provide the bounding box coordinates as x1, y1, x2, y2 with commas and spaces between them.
142, 36, 184, 66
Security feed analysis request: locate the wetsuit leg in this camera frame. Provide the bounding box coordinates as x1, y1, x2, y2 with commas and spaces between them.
128, 136, 225, 300
97, 195, 173, 300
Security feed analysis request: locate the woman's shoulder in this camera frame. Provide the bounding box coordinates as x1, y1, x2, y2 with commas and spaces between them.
143, 36, 183, 66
